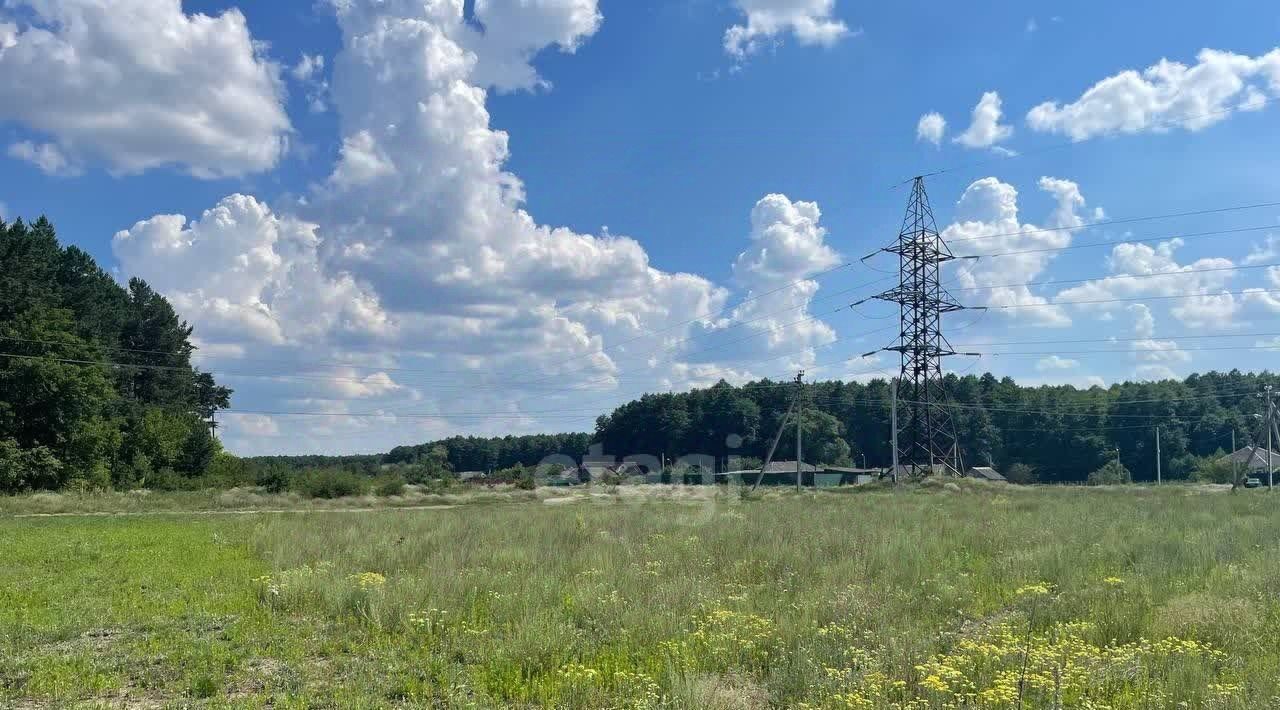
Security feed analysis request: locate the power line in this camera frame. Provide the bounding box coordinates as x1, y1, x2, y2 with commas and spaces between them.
945, 200, 1280, 245
950, 261, 1279, 293
992, 287, 1280, 310
986, 344, 1280, 357
958, 223, 1275, 259
913, 97, 1276, 182
6, 311, 1277, 408
797, 383, 1265, 414
954, 331, 1280, 348
0, 256, 1270, 385
6, 236, 1273, 397
218, 382, 1271, 424
7, 306, 1279, 425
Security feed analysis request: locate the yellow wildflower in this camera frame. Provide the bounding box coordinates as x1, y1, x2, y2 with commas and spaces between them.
349, 571, 387, 590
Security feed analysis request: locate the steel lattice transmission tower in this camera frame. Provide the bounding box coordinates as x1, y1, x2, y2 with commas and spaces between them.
863, 176, 977, 477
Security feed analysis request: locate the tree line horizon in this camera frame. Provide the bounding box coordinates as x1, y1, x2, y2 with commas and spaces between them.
2, 211, 1274, 493
364, 369, 1274, 485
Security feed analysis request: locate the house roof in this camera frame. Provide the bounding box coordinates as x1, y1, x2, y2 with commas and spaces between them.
966, 466, 1007, 481
821, 466, 880, 474
1219, 447, 1280, 470
759, 460, 819, 473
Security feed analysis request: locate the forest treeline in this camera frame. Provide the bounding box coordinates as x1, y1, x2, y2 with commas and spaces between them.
591, 374, 1275, 483
3, 213, 1275, 493
1, 215, 229, 493
261, 372, 1276, 486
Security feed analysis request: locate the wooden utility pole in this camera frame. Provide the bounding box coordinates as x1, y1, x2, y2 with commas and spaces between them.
891, 377, 899, 484
1155, 426, 1161, 485
751, 402, 794, 491
795, 370, 805, 492
1260, 386, 1278, 490
1232, 429, 1239, 490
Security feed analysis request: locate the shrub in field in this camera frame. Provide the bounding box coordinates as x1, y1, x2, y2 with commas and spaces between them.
1192, 453, 1236, 484
66, 461, 112, 492
373, 474, 406, 497
293, 468, 368, 498
1087, 459, 1132, 485
145, 466, 189, 491
0, 438, 63, 493
204, 452, 254, 488
255, 464, 293, 493
1004, 462, 1037, 484
500, 464, 536, 490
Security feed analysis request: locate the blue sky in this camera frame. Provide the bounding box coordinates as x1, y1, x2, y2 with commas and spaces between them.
1, 0, 1279, 454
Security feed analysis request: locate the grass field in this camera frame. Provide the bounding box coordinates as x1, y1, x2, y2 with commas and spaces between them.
2, 482, 1278, 708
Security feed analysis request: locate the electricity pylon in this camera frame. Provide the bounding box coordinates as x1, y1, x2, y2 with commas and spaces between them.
859, 176, 979, 477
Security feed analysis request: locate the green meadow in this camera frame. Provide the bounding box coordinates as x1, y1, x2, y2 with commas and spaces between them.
2, 483, 1278, 708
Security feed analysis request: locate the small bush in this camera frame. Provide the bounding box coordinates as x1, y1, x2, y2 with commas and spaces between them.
1191, 453, 1235, 484
1005, 462, 1037, 484
1087, 459, 1132, 486
294, 468, 368, 499
68, 462, 112, 492
146, 466, 189, 492
515, 467, 537, 490
373, 474, 407, 497
0, 439, 63, 494
204, 452, 254, 488
255, 465, 293, 494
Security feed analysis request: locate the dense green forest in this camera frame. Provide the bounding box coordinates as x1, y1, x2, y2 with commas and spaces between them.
3, 213, 1276, 494
261, 372, 1276, 486
0, 215, 229, 493
591, 373, 1276, 483
384, 434, 593, 472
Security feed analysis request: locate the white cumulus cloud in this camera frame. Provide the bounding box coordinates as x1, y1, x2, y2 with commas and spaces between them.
291, 53, 330, 112
112, 194, 394, 348
1027, 47, 1280, 140
1054, 239, 1239, 328
1244, 234, 1280, 265
944, 176, 1094, 327
292, 53, 325, 81
1126, 304, 1189, 381
114, 0, 851, 454
954, 92, 1014, 151
916, 112, 946, 145
7, 140, 78, 176
713, 193, 842, 366
724, 0, 854, 58
0, 0, 290, 178
1036, 355, 1079, 371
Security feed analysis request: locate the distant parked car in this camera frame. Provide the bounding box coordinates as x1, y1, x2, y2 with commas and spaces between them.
1244, 476, 1264, 489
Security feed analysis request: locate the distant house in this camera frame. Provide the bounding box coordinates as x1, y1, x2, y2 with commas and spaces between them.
580, 460, 647, 483
456, 471, 485, 483
965, 466, 1007, 482
614, 461, 646, 477
759, 460, 819, 474
543, 468, 584, 487
1219, 447, 1280, 473
720, 461, 820, 486
820, 466, 879, 486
